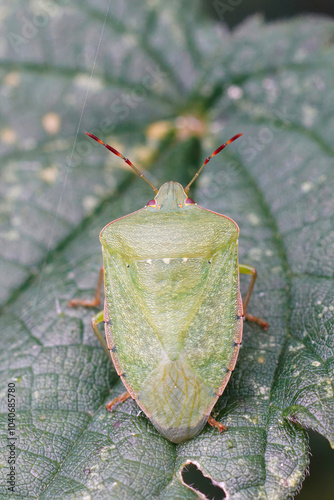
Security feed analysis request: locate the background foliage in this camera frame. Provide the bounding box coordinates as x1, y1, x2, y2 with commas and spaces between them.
0, 1, 333, 498
204, 0, 334, 28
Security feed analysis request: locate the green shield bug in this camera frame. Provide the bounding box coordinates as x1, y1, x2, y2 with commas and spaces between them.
69, 131, 268, 443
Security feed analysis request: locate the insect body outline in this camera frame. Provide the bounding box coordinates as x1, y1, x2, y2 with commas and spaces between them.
69, 132, 268, 443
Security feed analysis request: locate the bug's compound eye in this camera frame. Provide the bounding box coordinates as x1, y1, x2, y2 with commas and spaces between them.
185, 197, 195, 205
147, 199, 156, 207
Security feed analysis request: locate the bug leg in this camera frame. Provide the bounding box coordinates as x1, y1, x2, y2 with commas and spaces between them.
68, 266, 104, 308
208, 415, 227, 433
239, 264, 269, 330
106, 391, 131, 412
90, 310, 111, 356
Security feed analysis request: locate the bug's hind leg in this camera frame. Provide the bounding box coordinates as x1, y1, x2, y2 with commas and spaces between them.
239, 264, 269, 330
106, 391, 131, 412
208, 415, 227, 433
68, 266, 104, 308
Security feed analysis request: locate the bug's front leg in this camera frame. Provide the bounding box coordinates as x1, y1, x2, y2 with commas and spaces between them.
89, 309, 111, 356
106, 391, 131, 412
68, 266, 104, 308
239, 264, 269, 330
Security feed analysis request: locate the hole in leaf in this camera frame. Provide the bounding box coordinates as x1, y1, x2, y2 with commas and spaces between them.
181, 462, 226, 499
295, 430, 334, 499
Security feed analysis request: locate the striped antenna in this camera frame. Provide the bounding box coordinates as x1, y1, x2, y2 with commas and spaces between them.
86, 132, 158, 194
184, 133, 243, 194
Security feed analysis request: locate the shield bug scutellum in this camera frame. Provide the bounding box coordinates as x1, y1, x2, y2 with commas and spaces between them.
69, 131, 268, 443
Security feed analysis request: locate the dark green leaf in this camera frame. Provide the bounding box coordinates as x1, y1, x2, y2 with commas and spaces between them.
0, 2, 333, 498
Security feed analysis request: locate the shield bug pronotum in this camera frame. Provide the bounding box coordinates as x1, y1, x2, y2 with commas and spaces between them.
69, 131, 268, 443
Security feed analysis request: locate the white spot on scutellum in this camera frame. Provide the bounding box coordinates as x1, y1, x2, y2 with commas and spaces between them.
183, 257, 188, 263
163, 258, 171, 264
146, 259, 152, 265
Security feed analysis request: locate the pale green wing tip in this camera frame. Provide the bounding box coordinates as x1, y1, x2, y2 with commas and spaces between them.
151, 416, 209, 444
136, 355, 219, 443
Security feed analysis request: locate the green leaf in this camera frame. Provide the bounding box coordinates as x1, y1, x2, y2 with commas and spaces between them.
0, 2, 333, 498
